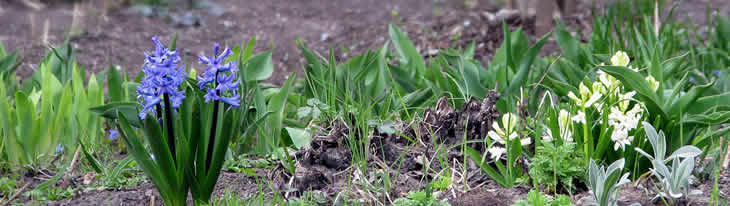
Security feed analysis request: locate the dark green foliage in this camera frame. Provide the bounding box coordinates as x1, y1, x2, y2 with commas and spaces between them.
512, 190, 571, 206
529, 141, 586, 194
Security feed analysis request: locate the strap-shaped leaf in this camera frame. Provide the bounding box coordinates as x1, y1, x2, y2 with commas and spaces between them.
89, 102, 142, 126
14, 91, 36, 159
503, 31, 551, 96
107, 64, 124, 102
687, 92, 730, 114
117, 112, 172, 198
666, 146, 702, 161
666, 81, 713, 118
388, 24, 426, 77
642, 122, 665, 160
267, 72, 296, 149
0, 51, 21, 74
140, 112, 178, 184
554, 20, 584, 65
111, 156, 135, 177
79, 140, 103, 173
599, 65, 667, 118
244, 51, 274, 82
465, 147, 508, 187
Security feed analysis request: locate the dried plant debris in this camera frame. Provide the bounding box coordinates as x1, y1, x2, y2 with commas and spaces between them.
293, 120, 350, 193
291, 92, 503, 197
418, 90, 501, 153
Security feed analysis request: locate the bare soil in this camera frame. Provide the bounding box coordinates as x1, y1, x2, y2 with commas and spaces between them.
0, 0, 470, 84
2, 0, 729, 205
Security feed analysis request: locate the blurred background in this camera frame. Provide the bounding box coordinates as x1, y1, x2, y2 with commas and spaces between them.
0, 0, 727, 84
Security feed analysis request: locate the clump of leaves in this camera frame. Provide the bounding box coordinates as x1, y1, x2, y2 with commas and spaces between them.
392, 189, 450, 206
286, 190, 329, 206
529, 140, 586, 194
635, 122, 703, 204
297, 98, 330, 120
429, 174, 452, 191
0, 176, 18, 197
25, 186, 75, 201
512, 190, 571, 206
586, 158, 630, 206
223, 155, 275, 175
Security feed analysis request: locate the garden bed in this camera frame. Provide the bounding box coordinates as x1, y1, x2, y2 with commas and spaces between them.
1, 0, 729, 205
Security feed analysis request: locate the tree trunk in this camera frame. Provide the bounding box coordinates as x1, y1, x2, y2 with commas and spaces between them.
558, 0, 577, 16
536, 0, 555, 36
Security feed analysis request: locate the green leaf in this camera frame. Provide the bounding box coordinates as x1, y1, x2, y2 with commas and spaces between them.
503, 31, 551, 96
666, 81, 712, 118
285, 127, 312, 150
117, 112, 179, 204
242, 36, 257, 62
0, 51, 21, 74
267, 72, 296, 148
389, 24, 426, 76
554, 20, 583, 65
80, 141, 103, 173
140, 113, 177, 183
687, 92, 730, 114
244, 51, 274, 82
0, 41, 6, 57
666, 146, 702, 160
465, 147, 508, 187
15, 92, 36, 157
90, 102, 141, 127
461, 59, 488, 98
599, 65, 667, 117
107, 65, 124, 102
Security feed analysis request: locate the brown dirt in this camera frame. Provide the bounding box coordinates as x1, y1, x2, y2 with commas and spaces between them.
287, 94, 506, 204
0, 0, 468, 85
45, 171, 268, 206
449, 184, 529, 206
0, 0, 598, 85
1, 0, 727, 85
572, 169, 730, 206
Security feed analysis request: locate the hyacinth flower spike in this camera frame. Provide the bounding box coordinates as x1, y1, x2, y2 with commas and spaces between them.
137, 36, 187, 163
197, 43, 240, 170
113, 36, 190, 206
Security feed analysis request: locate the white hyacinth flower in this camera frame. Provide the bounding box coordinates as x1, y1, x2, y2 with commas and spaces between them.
571, 111, 586, 124
568, 82, 603, 108
646, 75, 659, 92
618, 91, 636, 111
610, 51, 630, 67
488, 146, 506, 160
488, 113, 531, 159
611, 128, 633, 151
607, 103, 643, 151
489, 113, 519, 144
544, 109, 575, 142
597, 70, 621, 93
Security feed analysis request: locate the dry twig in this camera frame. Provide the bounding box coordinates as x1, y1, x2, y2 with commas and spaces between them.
0, 181, 31, 206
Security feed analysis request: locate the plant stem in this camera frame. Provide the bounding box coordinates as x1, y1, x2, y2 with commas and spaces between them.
582, 107, 591, 163
206, 100, 219, 171
206, 73, 220, 171
163, 93, 176, 163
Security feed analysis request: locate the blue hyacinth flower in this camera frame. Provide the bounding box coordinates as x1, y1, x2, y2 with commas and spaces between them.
108, 129, 119, 141
137, 36, 188, 119
56, 144, 64, 153
197, 43, 241, 108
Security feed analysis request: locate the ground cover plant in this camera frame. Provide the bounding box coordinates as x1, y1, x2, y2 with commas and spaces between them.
0, 0, 729, 205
